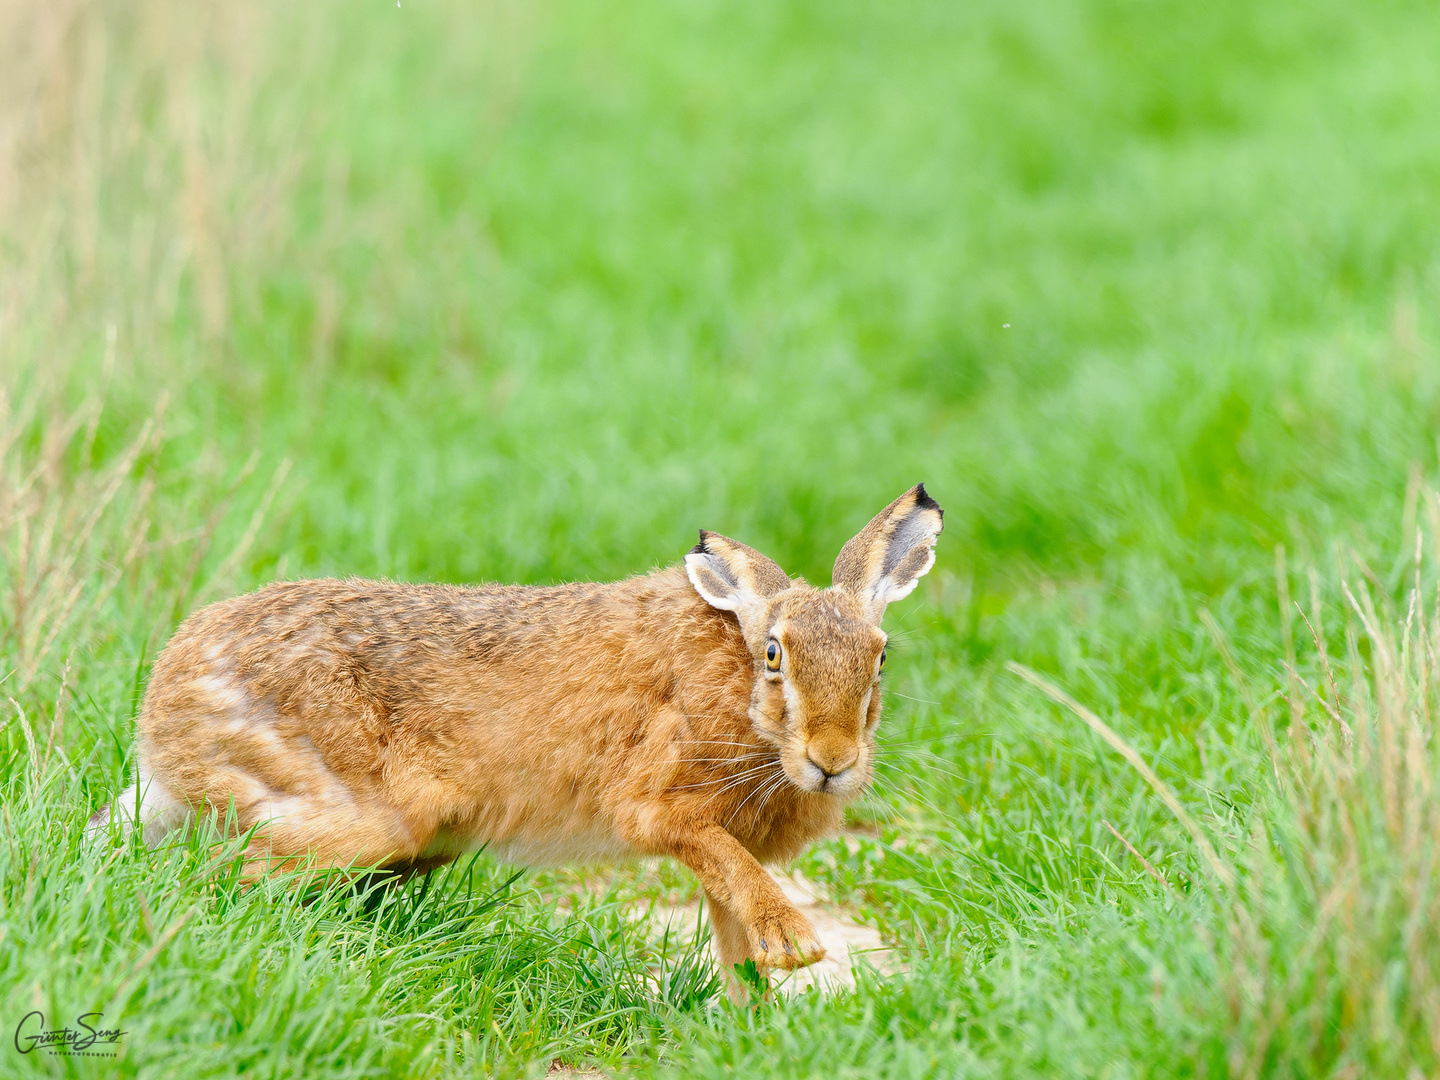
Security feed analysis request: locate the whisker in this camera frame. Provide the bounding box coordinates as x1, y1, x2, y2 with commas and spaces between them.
702, 765, 784, 811
725, 767, 788, 829
877, 757, 971, 787
667, 755, 768, 765
877, 742, 972, 766
746, 775, 789, 824
878, 731, 989, 747
668, 760, 780, 791
754, 770, 793, 817
667, 748, 771, 761
847, 790, 901, 825
866, 771, 959, 821
877, 744, 973, 776
884, 691, 943, 706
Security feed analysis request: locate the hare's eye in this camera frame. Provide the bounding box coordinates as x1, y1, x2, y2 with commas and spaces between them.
765, 639, 782, 672
878, 649, 887, 672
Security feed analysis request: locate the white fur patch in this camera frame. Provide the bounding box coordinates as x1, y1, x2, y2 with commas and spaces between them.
88, 765, 190, 847
780, 677, 804, 728
196, 672, 246, 711
254, 795, 302, 826
860, 687, 877, 729
870, 544, 936, 610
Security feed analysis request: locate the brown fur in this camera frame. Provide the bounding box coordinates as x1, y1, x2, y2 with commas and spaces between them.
95, 485, 943, 985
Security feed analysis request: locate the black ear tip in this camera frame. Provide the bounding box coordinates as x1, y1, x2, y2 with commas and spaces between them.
689, 529, 710, 556
913, 483, 943, 518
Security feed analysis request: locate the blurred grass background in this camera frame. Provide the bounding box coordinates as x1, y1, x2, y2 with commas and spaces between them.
3, 0, 1440, 1076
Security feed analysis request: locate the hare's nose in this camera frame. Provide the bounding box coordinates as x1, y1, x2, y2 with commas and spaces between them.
806, 742, 859, 779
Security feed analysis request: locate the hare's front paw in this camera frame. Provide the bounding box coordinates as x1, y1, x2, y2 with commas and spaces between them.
746, 902, 825, 970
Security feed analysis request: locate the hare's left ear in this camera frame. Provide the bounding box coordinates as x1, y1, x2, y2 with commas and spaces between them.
832, 484, 944, 623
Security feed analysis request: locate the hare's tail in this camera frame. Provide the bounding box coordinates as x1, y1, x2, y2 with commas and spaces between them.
86, 764, 189, 847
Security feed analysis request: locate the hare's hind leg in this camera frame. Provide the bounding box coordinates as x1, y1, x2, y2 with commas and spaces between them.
234, 794, 428, 881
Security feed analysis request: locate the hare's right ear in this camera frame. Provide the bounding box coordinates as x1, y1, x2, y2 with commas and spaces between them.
832, 484, 944, 623
685, 531, 792, 646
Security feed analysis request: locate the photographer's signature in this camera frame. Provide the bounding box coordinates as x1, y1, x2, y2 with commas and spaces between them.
13, 1011, 127, 1057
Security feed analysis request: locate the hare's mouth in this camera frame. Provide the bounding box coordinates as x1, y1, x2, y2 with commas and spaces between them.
788, 755, 867, 798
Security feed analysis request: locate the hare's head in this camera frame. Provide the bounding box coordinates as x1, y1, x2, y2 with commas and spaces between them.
686, 484, 944, 799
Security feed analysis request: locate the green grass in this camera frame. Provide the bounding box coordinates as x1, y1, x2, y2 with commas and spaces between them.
4, 0, 1440, 1074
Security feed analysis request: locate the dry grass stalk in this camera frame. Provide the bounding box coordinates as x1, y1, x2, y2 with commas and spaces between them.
1221, 518, 1440, 1072
0, 384, 163, 691
1015, 520, 1440, 1070
1009, 660, 1236, 887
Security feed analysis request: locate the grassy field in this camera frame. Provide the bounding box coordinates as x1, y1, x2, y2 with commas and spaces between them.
3, 0, 1440, 1075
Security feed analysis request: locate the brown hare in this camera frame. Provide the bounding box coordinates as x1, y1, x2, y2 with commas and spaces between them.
91, 484, 943, 984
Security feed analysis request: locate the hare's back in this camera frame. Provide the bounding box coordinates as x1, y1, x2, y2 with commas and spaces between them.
136, 581, 511, 792
135, 576, 663, 804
